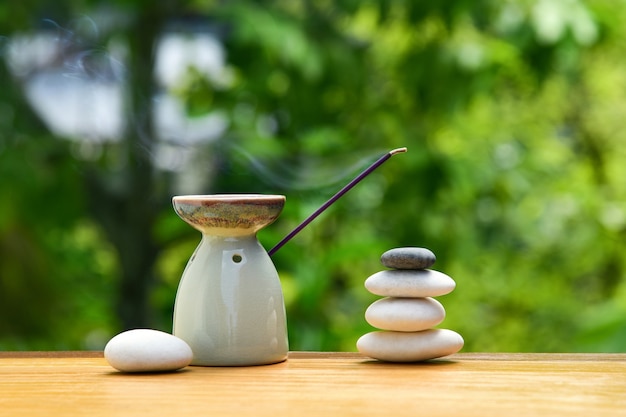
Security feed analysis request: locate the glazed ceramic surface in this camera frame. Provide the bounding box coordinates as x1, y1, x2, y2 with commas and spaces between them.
172, 194, 288, 366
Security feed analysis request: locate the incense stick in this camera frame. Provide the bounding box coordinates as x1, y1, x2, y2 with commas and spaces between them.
268, 147, 407, 256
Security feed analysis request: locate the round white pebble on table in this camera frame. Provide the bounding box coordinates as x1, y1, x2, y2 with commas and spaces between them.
381, 247, 436, 270
104, 329, 193, 373
365, 297, 446, 332
357, 329, 464, 362
364, 269, 456, 298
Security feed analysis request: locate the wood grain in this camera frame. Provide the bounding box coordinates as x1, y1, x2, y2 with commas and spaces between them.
1, 352, 625, 416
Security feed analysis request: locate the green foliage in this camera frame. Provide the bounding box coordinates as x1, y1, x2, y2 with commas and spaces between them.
0, 90, 117, 349
2, 0, 626, 353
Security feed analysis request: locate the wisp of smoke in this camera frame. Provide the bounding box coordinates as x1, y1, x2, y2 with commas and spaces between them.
226, 143, 389, 191
40, 17, 124, 82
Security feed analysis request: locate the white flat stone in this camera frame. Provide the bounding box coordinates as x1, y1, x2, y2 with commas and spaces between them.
104, 329, 193, 372
364, 269, 456, 298
357, 329, 464, 362
365, 297, 445, 332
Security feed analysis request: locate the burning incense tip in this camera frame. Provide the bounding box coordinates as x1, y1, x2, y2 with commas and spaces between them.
390, 147, 408, 155
268, 147, 407, 256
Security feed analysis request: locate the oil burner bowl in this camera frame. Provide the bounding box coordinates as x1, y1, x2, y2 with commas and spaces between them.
172, 194, 286, 236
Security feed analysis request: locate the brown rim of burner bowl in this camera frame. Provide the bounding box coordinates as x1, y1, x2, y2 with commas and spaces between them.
172, 194, 286, 236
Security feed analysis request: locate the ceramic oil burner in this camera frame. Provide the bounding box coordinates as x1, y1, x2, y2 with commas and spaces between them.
172, 194, 288, 366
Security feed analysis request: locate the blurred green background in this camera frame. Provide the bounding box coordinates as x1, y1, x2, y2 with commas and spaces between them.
1, 0, 626, 353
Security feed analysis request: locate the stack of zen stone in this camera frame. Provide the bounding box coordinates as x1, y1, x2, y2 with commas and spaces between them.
357, 247, 464, 362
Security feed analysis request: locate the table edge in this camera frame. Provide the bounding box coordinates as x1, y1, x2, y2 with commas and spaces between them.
1, 351, 625, 361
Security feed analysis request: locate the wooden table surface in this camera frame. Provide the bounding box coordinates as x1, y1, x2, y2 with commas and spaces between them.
1, 351, 625, 416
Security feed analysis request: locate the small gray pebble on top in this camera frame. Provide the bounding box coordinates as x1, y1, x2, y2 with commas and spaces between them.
381, 247, 436, 270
